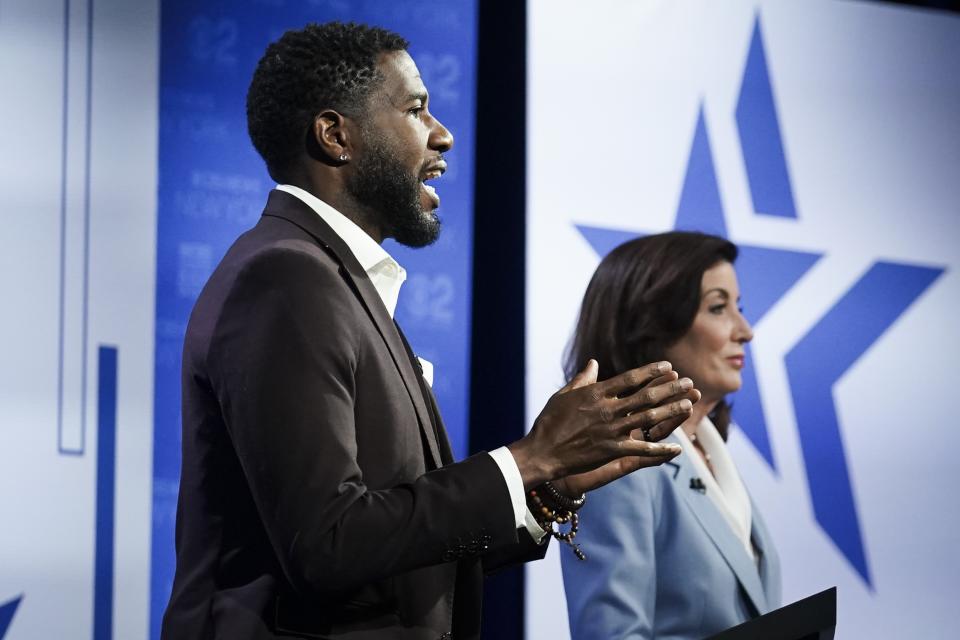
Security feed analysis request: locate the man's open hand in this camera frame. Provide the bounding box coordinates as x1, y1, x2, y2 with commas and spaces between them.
508, 360, 700, 491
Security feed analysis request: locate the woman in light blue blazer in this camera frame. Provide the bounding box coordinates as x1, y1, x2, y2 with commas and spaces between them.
562, 232, 781, 640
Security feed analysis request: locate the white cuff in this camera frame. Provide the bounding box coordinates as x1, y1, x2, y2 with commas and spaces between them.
524, 506, 549, 544
488, 447, 548, 544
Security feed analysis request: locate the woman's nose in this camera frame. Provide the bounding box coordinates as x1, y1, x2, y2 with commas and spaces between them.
734, 311, 754, 344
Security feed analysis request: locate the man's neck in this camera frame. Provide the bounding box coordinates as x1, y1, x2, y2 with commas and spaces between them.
284, 173, 385, 244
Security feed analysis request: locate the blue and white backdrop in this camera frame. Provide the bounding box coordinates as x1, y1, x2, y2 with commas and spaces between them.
2, 0, 958, 638
0, 0, 477, 638
526, 1, 959, 638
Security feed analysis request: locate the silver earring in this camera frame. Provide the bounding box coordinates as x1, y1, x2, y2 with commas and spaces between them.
339, 153, 348, 162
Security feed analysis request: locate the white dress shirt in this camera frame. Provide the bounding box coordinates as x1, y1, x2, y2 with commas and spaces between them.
276, 184, 544, 541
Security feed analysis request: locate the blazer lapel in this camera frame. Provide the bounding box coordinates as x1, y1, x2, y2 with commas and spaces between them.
262, 190, 443, 469
749, 497, 781, 610
426, 383, 454, 465
668, 436, 769, 615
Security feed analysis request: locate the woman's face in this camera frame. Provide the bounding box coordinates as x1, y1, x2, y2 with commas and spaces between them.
663, 261, 753, 407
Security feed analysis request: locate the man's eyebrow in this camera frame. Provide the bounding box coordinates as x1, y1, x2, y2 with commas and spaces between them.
388, 90, 428, 109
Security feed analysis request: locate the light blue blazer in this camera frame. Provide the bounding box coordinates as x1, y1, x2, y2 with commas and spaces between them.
562, 434, 781, 640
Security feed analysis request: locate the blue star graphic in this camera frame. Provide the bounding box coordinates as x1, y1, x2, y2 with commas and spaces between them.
785, 262, 942, 586
577, 105, 821, 471
0, 595, 22, 639
574, 16, 945, 587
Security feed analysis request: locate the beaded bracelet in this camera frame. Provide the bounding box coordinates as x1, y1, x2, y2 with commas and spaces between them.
540, 481, 586, 511
529, 487, 587, 561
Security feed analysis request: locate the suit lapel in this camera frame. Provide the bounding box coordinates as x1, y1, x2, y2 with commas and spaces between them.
667, 436, 769, 615
262, 190, 443, 469
394, 320, 449, 467
425, 382, 454, 465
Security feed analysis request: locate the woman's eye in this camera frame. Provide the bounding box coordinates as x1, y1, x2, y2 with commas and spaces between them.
709, 304, 726, 315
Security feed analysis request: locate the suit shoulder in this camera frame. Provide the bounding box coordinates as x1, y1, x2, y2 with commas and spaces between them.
233, 214, 341, 274
184, 224, 356, 366
207, 222, 348, 307
238, 238, 343, 285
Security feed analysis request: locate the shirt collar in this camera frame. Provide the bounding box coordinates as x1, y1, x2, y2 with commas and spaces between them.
276, 184, 406, 318
275, 183, 399, 273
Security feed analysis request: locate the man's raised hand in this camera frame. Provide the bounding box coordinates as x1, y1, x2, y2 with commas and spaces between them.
508, 360, 700, 491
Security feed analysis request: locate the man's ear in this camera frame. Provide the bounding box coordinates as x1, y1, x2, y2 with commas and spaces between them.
305, 109, 352, 165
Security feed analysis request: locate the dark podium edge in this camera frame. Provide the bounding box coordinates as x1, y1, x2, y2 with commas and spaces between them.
705, 587, 837, 640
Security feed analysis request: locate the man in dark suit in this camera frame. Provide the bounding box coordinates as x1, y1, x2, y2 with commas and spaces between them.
161, 22, 699, 640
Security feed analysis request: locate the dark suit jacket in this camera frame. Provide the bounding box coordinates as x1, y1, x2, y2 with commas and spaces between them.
161, 190, 545, 640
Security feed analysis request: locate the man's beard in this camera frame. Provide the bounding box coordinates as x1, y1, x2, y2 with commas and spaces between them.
345, 130, 441, 248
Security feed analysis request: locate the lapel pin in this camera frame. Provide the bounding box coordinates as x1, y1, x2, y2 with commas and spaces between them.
689, 477, 707, 494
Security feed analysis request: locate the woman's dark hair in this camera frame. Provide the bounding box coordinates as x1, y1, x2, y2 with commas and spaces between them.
564, 231, 739, 439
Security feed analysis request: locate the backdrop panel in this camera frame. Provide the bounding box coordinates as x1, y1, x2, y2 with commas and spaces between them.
526, 1, 959, 637
0, 0, 160, 637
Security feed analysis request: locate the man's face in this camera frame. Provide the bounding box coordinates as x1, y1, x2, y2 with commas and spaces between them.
345, 50, 454, 247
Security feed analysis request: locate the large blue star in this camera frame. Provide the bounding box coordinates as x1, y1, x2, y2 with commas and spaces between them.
575, 16, 946, 588
785, 261, 942, 586
0, 596, 22, 639
577, 106, 821, 471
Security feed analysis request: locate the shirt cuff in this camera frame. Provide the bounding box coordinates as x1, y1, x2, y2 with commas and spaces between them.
488, 447, 548, 544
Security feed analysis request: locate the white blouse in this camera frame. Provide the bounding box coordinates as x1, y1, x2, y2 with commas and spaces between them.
675, 416, 755, 561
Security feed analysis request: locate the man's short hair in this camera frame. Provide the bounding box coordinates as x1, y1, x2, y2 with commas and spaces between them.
246, 21, 408, 181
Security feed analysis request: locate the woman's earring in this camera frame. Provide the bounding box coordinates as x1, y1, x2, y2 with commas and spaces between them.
338, 153, 349, 162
